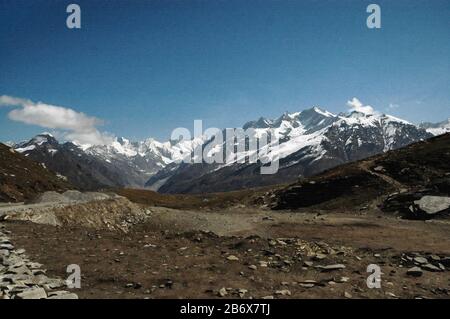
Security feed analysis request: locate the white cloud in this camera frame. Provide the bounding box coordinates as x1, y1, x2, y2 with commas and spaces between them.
0, 95, 114, 145
347, 97, 375, 115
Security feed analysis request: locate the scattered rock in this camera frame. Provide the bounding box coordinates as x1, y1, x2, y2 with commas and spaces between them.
422, 263, 441, 272
344, 291, 352, 299
312, 253, 327, 261
316, 264, 346, 272
275, 289, 291, 296
0, 227, 78, 300
226, 255, 239, 261
413, 257, 428, 264
406, 266, 423, 277
15, 287, 47, 299
218, 287, 228, 297
337, 276, 350, 283
238, 288, 248, 298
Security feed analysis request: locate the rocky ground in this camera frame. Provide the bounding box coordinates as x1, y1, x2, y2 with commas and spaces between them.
2, 203, 449, 299
0, 223, 78, 299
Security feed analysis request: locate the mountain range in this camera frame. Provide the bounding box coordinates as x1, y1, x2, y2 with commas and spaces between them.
8, 107, 450, 193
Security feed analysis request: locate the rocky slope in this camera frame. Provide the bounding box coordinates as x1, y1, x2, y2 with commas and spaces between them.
268, 133, 450, 218
0, 143, 72, 202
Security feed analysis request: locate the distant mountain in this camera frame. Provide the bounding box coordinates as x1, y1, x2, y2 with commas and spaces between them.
420, 118, 450, 136
14, 133, 129, 190
10, 107, 441, 194
0, 142, 72, 202
12, 133, 201, 190
146, 107, 433, 193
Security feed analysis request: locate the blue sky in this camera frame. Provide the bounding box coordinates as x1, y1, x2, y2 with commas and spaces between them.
0, 0, 449, 142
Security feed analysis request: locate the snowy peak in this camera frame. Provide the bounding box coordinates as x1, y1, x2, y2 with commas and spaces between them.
243, 117, 273, 130
15, 133, 60, 153
420, 118, 450, 136
242, 106, 336, 137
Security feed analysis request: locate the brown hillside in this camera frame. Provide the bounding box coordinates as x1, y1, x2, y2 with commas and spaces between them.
271, 133, 450, 210
0, 143, 72, 202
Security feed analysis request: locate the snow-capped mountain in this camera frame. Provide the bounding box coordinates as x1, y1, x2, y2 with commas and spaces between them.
13, 133, 131, 190
146, 107, 433, 193
10, 106, 439, 193
420, 118, 450, 136
12, 132, 203, 190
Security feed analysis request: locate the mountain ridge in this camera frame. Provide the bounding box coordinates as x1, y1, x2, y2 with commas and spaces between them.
9, 106, 447, 193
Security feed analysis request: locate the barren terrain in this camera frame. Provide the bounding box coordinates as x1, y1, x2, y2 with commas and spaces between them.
3, 202, 450, 299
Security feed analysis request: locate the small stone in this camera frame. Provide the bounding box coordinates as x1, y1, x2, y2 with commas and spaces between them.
238, 288, 248, 298
248, 265, 257, 270
317, 264, 346, 272
303, 261, 313, 267
218, 287, 228, 297
344, 291, 352, 299
262, 295, 274, 299
275, 289, 291, 296
43, 278, 65, 289
313, 253, 327, 260
385, 292, 398, 298
15, 287, 47, 299
299, 283, 315, 288
422, 263, 440, 272
429, 255, 441, 261
0, 244, 13, 251
337, 276, 350, 283
226, 255, 239, 261
413, 257, 428, 264
406, 266, 423, 277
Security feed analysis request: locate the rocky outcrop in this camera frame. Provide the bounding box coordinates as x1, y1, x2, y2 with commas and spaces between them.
0, 224, 78, 299
381, 192, 450, 220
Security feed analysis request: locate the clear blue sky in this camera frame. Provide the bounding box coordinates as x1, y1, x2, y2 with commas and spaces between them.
1, 0, 449, 142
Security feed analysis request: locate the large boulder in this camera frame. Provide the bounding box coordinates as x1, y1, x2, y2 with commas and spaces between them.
414, 196, 450, 215
381, 191, 450, 220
